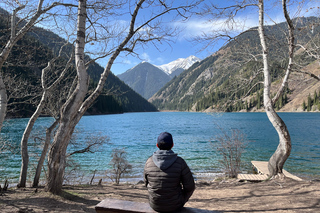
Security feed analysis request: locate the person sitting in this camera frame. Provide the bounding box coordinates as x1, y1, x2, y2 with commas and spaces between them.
144, 132, 195, 212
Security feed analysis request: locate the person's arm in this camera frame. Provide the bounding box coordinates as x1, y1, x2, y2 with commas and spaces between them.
181, 159, 195, 202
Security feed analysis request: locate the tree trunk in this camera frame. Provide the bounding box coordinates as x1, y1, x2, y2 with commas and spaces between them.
20, 39, 73, 188
45, 0, 147, 194
46, 0, 88, 194
18, 90, 48, 187
32, 53, 73, 188
258, 0, 291, 178
0, 2, 58, 187
46, 124, 75, 194
272, 0, 295, 104
0, 77, 7, 132
33, 119, 59, 188
0, 40, 13, 133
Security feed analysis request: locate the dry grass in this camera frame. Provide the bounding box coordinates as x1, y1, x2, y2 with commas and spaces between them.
0, 178, 319, 213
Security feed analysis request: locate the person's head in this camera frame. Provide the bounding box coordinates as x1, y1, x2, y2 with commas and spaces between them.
157, 132, 174, 150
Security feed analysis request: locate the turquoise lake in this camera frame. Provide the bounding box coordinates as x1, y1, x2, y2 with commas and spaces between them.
1, 112, 319, 184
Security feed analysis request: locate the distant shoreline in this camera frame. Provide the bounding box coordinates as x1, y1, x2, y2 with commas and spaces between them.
158, 110, 320, 113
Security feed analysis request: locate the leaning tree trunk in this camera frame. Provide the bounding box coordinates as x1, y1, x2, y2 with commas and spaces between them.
0, 1, 61, 187
0, 77, 7, 132
33, 52, 73, 188
33, 119, 59, 187
258, 0, 291, 178
20, 41, 73, 188
46, 122, 78, 194
18, 88, 48, 187
0, 41, 13, 133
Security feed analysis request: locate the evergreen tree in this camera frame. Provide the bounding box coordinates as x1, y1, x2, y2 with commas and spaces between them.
314, 90, 319, 105
279, 95, 283, 109
302, 100, 306, 111
307, 94, 312, 111
284, 93, 288, 104
256, 91, 261, 109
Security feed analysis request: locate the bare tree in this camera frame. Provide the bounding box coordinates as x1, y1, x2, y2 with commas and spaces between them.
0, 0, 70, 132
0, 1, 76, 188
107, 148, 132, 184
46, 0, 198, 194
18, 42, 74, 187
258, 0, 292, 178
213, 129, 248, 178
198, 0, 315, 178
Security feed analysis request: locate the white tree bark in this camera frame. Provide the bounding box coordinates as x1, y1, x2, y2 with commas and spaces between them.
0, 77, 7, 132
33, 119, 59, 188
45, 0, 193, 194
45, 0, 147, 194
272, 0, 295, 104
18, 45, 73, 187
46, 0, 88, 194
258, 0, 291, 178
18, 69, 49, 187
0, 1, 66, 188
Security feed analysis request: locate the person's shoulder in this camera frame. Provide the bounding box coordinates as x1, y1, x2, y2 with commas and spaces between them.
175, 156, 187, 164
146, 155, 153, 162
145, 154, 156, 165
144, 156, 154, 170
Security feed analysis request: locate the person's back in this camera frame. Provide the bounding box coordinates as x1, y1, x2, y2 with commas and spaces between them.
144, 132, 195, 212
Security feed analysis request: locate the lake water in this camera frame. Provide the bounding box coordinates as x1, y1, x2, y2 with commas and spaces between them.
1, 112, 319, 184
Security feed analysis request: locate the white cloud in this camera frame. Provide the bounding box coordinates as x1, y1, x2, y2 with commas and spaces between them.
141, 52, 151, 62
123, 59, 133, 65
155, 57, 165, 65
173, 16, 259, 40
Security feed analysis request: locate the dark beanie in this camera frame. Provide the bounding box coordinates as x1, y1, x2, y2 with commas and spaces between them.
157, 132, 173, 150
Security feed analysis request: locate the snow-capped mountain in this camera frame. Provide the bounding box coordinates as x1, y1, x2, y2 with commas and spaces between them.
158, 55, 201, 76
117, 61, 171, 100
117, 55, 201, 100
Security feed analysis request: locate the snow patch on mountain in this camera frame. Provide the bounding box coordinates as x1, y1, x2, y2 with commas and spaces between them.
157, 55, 201, 75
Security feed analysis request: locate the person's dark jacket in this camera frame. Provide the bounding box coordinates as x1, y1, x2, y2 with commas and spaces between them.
144, 150, 195, 212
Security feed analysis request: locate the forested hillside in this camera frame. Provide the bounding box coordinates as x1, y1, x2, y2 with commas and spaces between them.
150, 17, 320, 112
0, 8, 157, 118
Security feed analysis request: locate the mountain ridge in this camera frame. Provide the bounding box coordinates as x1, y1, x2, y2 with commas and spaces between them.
117, 56, 201, 99
157, 55, 201, 77
150, 17, 320, 112
0, 8, 158, 117
118, 62, 171, 99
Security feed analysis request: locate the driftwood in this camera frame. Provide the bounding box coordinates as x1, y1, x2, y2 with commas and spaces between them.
90, 170, 96, 185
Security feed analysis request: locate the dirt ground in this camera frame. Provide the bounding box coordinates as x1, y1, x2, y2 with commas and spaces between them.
0, 178, 319, 213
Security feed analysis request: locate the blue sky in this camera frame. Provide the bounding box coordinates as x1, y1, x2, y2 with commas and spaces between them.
104, 0, 320, 75
2, 0, 319, 75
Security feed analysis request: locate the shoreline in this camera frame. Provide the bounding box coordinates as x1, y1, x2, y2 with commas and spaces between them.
5, 169, 319, 190
1, 177, 320, 213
